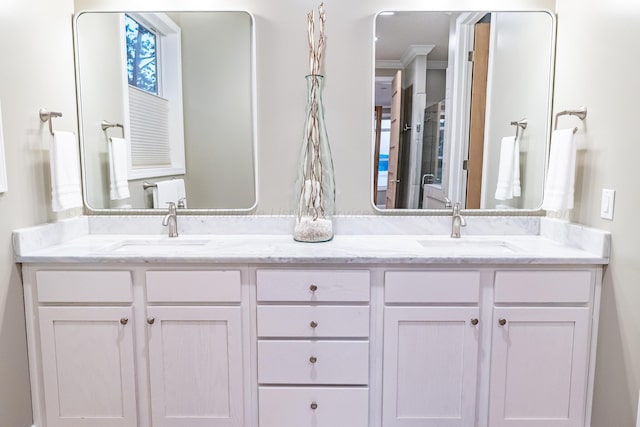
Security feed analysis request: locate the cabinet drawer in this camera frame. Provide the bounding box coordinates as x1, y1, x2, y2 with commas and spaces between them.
257, 269, 370, 302
36, 270, 132, 303
146, 270, 241, 303
259, 387, 368, 427
258, 340, 369, 385
257, 306, 369, 338
494, 270, 593, 303
385, 271, 480, 303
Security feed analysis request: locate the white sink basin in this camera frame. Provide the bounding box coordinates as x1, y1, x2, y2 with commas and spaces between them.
107, 238, 210, 253
416, 238, 519, 254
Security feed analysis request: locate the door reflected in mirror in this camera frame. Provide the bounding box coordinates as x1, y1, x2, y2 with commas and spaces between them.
373, 11, 554, 211
75, 11, 256, 211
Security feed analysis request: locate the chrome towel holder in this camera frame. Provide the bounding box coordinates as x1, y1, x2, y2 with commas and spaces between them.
554, 107, 587, 134
510, 118, 528, 139
101, 120, 125, 139
39, 108, 62, 136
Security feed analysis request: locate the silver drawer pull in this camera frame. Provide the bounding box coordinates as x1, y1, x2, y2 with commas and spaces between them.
310, 320, 318, 328
310, 402, 318, 410
498, 318, 507, 326
309, 284, 318, 292
470, 318, 479, 326
147, 317, 155, 325
309, 356, 317, 364
120, 318, 128, 325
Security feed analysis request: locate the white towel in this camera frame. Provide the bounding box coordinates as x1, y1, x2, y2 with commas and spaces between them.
152, 178, 187, 208
494, 136, 521, 201
541, 128, 577, 211
108, 137, 130, 200
49, 131, 83, 212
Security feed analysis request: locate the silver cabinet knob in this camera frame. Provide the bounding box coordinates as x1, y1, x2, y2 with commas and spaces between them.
498, 318, 507, 326
470, 318, 479, 326
309, 356, 317, 364
310, 402, 318, 410
309, 284, 318, 292
120, 318, 128, 325
310, 320, 318, 328
147, 317, 155, 325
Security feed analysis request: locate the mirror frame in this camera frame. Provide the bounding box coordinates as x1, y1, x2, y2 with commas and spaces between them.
370, 4, 556, 216
73, 3, 259, 215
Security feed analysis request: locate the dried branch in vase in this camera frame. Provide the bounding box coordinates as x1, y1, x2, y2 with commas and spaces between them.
294, 3, 335, 243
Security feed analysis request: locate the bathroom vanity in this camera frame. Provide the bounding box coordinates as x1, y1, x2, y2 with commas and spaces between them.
13, 216, 609, 427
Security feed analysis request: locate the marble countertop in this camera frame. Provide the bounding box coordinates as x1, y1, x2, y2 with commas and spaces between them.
12, 215, 610, 265
13, 232, 608, 265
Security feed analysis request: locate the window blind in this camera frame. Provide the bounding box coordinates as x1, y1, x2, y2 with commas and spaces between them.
128, 86, 171, 168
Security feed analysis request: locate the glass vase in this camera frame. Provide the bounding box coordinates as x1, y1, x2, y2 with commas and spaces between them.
293, 75, 335, 242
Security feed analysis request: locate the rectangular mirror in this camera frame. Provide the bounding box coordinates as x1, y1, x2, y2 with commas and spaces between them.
74, 10, 257, 212
373, 11, 555, 212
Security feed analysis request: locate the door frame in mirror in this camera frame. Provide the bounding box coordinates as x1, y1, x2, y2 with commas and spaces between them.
74, 2, 259, 215
370, 3, 556, 216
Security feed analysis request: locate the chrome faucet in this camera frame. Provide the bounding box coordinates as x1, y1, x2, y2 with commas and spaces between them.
451, 202, 466, 238
162, 202, 179, 237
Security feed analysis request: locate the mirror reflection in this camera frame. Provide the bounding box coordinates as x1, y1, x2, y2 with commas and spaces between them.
373, 11, 554, 210
75, 11, 256, 210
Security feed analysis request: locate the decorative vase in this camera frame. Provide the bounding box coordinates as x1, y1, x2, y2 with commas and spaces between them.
293, 74, 335, 242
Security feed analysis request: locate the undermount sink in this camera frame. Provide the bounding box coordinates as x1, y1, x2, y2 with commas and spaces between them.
106, 238, 211, 253
416, 238, 519, 254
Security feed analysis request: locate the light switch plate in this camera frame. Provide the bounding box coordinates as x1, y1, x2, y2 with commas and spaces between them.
600, 189, 615, 220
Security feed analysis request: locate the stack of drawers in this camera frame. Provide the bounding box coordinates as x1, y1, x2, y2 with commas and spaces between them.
256, 269, 371, 427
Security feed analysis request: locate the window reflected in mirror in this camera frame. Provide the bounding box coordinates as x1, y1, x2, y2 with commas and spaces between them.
75, 11, 256, 211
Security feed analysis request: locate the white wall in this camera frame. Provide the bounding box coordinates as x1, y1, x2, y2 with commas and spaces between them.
1, 0, 639, 425
482, 12, 553, 209
0, 0, 80, 425
177, 12, 255, 209
553, 0, 640, 425
76, 12, 127, 209
426, 68, 446, 107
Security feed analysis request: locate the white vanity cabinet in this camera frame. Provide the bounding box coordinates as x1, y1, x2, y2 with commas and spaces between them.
256, 269, 371, 427
20, 261, 602, 427
33, 270, 138, 427
145, 271, 245, 427
488, 270, 594, 427
381, 268, 599, 427
23, 267, 248, 427
382, 271, 482, 427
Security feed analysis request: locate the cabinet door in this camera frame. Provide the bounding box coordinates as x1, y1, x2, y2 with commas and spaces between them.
382, 306, 480, 427
489, 307, 590, 427
147, 306, 243, 427
39, 306, 137, 427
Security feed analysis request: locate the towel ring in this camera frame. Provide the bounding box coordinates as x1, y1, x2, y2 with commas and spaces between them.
39, 108, 62, 136
101, 120, 125, 139
554, 107, 587, 134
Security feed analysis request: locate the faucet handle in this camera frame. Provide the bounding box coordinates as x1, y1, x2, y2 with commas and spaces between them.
444, 197, 453, 208
166, 201, 177, 214
177, 197, 187, 209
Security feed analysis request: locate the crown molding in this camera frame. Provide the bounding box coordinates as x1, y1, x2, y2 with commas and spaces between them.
400, 44, 435, 68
